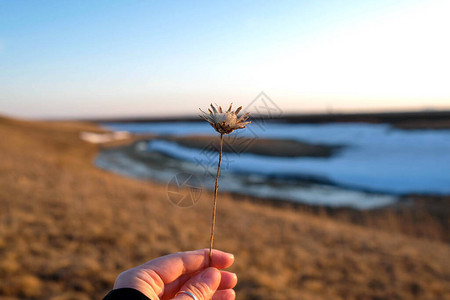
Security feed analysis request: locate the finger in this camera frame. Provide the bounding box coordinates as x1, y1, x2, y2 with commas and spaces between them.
161, 273, 194, 300
212, 289, 236, 300
173, 268, 221, 300
144, 249, 234, 284
217, 271, 237, 290
163, 270, 236, 299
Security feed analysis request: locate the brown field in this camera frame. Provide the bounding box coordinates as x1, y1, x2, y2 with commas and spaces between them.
0, 116, 449, 300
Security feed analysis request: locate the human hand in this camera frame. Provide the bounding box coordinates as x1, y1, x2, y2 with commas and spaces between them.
113, 249, 237, 300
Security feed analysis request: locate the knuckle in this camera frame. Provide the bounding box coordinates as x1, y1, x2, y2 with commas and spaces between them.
137, 269, 164, 291
187, 281, 211, 299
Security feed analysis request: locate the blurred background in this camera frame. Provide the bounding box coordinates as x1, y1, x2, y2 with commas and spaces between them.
1, 1, 449, 299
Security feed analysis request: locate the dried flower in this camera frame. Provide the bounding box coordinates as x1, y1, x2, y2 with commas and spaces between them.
199, 103, 251, 134
199, 103, 251, 267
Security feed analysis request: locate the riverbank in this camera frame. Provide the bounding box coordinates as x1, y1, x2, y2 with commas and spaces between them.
159, 134, 341, 157
0, 116, 449, 299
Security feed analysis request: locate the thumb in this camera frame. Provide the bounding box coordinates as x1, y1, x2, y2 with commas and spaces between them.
173, 267, 221, 300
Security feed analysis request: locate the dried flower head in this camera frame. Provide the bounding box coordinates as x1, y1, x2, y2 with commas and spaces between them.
199, 103, 251, 134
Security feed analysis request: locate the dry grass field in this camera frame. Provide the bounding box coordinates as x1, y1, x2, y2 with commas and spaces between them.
0, 116, 449, 300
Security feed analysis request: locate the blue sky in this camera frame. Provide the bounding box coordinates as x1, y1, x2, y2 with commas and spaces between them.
0, 0, 449, 118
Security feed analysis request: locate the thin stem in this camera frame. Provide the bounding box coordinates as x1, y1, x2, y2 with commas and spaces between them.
209, 133, 224, 266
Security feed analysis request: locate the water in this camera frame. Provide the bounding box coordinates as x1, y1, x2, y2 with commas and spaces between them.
99, 121, 450, 209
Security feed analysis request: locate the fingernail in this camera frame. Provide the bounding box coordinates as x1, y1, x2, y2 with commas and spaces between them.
232, 272, 238, 281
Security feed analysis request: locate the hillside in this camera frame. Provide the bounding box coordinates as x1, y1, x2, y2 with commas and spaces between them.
0, 116, 449, 300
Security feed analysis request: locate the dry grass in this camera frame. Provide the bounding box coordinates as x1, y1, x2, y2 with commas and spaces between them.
0, 116, 449, 300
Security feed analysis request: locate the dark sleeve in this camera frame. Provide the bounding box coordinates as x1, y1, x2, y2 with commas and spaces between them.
103, 288, 151, 300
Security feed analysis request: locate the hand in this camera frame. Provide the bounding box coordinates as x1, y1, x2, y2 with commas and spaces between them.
113, 249, 237, 300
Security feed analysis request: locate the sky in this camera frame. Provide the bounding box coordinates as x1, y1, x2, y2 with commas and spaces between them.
0, 0, 449, 119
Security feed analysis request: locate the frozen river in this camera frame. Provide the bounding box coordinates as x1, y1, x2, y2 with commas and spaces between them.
99, 121, 450, 209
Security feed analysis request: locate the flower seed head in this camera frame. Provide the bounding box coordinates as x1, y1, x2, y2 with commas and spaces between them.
199, 103, 251, 134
